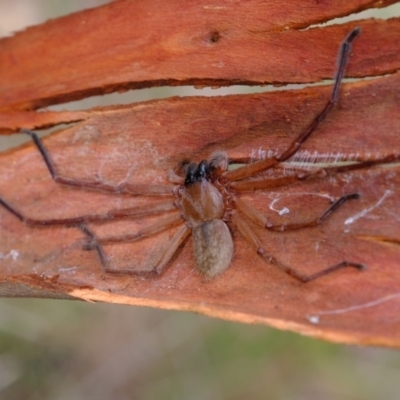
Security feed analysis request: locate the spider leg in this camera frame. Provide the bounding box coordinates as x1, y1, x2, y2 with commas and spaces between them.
232, 153, 400, 192
153, 224, 191, 274
0, 196, 177, 226
231, 173, 322, 191
230, 212, 364, 283
21, 129, 173, 196
224, 27, 361, 182
234, 193, 359, 231
84, 212, 183, 246
79, 222, 190, 275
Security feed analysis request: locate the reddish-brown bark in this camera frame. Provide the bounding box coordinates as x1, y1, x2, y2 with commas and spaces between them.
0, 0, 399, 346
0, 0, 400, 111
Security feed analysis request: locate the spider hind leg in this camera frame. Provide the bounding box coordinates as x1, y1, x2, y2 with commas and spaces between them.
79, 221, 191, 276
230, 212, 365, 283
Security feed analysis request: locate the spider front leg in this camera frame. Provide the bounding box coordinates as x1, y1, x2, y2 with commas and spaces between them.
20, 129, 172, 196
224, 27, 361, 182
230, 212, 365, 283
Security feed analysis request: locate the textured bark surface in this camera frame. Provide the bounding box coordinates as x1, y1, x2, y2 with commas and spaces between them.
0, 0, 400, 347
0, 0, 400, 111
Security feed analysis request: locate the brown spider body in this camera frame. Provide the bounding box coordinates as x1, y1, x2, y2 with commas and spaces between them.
178, 155, 234, 278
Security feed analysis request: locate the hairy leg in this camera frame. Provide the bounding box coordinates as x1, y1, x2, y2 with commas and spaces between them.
224, 27, 361, 182
230, 211, 364, 282
80, 223, 190, 275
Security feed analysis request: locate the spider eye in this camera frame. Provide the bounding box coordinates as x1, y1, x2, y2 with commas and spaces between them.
184, 163, 197, 186
196, 160, 208, 179
184, 161, 210, 186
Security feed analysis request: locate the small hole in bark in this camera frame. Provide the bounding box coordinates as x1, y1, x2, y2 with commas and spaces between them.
207, 31, 221, 43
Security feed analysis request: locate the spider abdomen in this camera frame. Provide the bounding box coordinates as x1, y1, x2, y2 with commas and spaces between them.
192, 219, 233, 278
